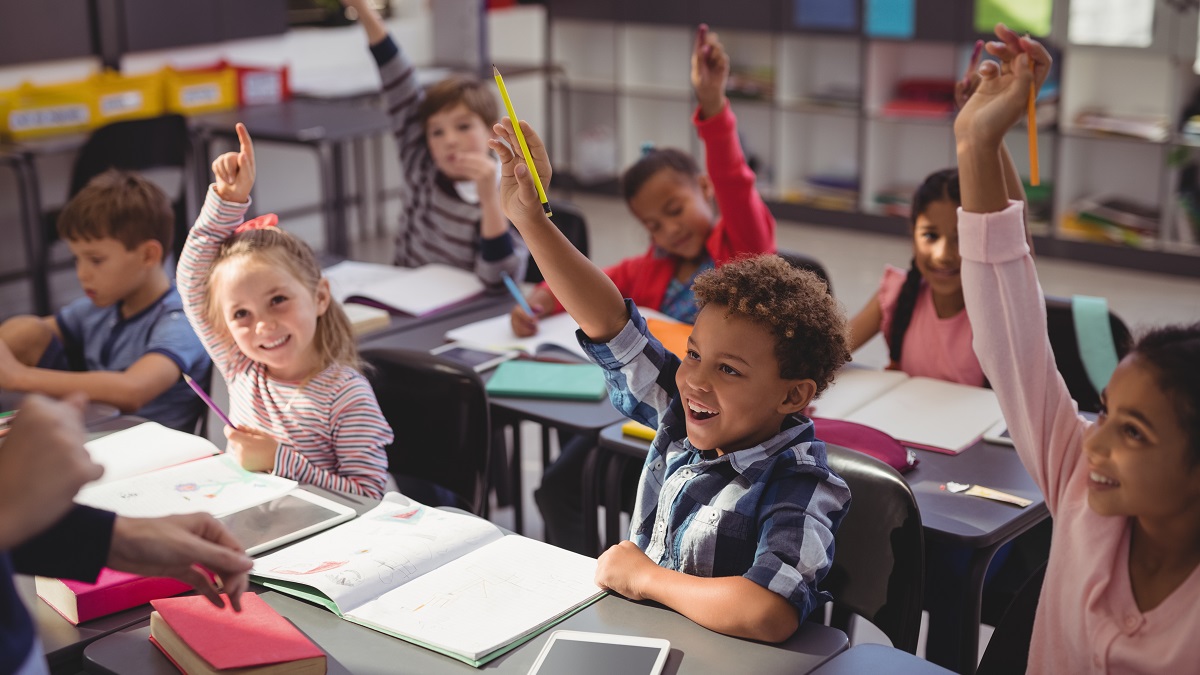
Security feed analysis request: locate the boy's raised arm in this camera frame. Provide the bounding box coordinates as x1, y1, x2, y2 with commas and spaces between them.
489, 119, 629, 342
341, 0, 388, 45
692, 24, 729, 122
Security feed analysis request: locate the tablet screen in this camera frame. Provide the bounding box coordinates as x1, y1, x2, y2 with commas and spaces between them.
218, 493, 351, 555
532, 640, 664, 675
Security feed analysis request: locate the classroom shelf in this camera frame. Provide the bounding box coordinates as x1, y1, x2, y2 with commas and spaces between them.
546, 0, 1200, 277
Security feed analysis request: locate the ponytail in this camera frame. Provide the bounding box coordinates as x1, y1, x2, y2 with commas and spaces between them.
888, 260, 924, 366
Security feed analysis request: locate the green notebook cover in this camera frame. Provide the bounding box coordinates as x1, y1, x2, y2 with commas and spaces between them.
485, 361, 607, 401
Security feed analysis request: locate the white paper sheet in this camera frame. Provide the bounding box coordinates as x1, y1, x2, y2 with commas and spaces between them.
84, 422, 220, 486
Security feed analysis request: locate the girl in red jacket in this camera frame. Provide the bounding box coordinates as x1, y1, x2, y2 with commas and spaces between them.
511, 24, 776, 336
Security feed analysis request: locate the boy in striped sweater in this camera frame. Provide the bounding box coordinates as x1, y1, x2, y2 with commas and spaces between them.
344, 0, 526, 285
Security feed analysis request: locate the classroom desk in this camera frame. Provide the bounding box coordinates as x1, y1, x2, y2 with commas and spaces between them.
358, 300, 627, 535
20, 415, 378, 675
82, 567, 848, 675
592, 423, 1050, 675
189, 99, 391, 257
0, 392, 120, 431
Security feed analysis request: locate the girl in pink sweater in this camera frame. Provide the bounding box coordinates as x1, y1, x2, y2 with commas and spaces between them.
958, 26, 1200, 673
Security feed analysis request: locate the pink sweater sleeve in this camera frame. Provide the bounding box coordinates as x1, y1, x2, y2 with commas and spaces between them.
958, 201, 1089, 515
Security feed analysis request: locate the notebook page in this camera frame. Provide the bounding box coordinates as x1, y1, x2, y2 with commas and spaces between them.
252, 494, 504, 615
323, 260, 408, 304
75, 454, 296, 517
84, 422, 221, 485
811, 368, 910, 419
347, 535, 602, 661
842, 376, 1004, 453
446, 312, 588, 360
365, 264, 485, 316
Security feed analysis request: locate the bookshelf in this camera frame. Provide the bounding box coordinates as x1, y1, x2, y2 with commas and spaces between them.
546, 0, 1200, 277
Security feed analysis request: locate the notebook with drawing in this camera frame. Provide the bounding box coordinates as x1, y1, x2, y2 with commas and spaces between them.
251, 494, 605, 667
323, 261, 486, 317
811, 368, 1005, 454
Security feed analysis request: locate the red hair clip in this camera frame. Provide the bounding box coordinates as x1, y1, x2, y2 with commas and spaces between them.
234, 213, 279, 233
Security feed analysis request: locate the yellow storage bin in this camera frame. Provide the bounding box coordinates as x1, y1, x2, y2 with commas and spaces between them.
163, 64, 236, 116
92, 70, 165, 127
1, 79, 94, 141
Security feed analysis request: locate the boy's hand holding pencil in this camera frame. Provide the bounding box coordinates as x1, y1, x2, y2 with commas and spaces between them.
489, 118, 553, 227
691, 23, 730, 121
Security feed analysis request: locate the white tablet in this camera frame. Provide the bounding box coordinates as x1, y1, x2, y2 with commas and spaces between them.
218, 490, 356, 556
983, 419, 1015, 447
430, 342, 520, 373
528, 631, 670, 675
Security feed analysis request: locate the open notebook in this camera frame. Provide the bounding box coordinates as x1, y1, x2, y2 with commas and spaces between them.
445, 308, 686, 362
251, 494, 604, 667
324, 261, 485, 317
812, 368, 1005, 454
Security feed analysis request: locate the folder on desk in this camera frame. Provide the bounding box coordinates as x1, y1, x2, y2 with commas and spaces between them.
485, 361, 608, 401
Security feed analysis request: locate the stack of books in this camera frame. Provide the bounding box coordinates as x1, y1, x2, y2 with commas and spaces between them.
1061, 194, 1159, 248
872, 184, 917, 219
796, 175, 859, 212
881, 79, 956, 119
1074, 109, 1169, 142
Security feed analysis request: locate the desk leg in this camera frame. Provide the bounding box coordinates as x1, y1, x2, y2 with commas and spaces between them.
353, 137, 369, 239
11, 154, 49, 314
317, 141, 348, 257
603, 452, 626, 548
372, 132, 387, 238
508, 418, 524, 536
581, 445, 603, 558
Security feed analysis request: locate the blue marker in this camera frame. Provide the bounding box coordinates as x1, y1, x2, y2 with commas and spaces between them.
501, 271, 536, 317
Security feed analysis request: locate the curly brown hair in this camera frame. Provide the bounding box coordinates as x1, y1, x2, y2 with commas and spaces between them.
692, 254, 850, 395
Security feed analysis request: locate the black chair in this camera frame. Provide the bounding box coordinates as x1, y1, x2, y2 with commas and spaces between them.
361, 347, 491, 516
820, 444, 924, 654
41, 115, 192, 305
975, 561, 1047, 675
525, 199, 589, 283
778, 249, 833, 296
1044, 295, 1132, 413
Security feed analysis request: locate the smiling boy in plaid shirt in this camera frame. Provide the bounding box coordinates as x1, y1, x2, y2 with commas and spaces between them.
489, 118, 853, 642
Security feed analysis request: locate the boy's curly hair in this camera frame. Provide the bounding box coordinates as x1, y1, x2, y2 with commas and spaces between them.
692, 255, 850, 395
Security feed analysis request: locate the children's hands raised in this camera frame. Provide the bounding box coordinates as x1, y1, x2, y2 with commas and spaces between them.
212, 123, 256, 204
691, 24, 730, 120
954, 24, 1051, 149
488, 118, 552, 226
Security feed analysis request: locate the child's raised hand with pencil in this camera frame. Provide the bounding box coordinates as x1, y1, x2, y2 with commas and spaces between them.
691, 24, 730, 121
212, 123, 256, 204
954, 25, 1051, 156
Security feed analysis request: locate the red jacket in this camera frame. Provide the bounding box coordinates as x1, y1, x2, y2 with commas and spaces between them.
546, 102, 776, 314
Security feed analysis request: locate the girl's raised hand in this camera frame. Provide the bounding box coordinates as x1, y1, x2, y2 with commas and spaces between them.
212, 123, 257, 204
954, 25, 1051, 149
487, 118, 553, 226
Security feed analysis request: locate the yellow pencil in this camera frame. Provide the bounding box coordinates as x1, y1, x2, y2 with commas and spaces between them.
493, 65, 552, 217
1028, 56, 1039, 186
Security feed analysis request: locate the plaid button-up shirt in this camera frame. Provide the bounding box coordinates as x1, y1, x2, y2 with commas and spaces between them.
580, 302, 852, 619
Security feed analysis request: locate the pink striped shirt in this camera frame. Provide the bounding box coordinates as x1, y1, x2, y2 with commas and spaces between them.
178, 188, 393, 498
961, 201, 1200, 674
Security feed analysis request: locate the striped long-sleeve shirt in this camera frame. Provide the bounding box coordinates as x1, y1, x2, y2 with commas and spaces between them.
580, 302, 851, 620
370, 35, 527, 286
178, 188, 393, 499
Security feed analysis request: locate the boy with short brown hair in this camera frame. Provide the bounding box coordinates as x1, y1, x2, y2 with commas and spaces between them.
0, 169, 210, 432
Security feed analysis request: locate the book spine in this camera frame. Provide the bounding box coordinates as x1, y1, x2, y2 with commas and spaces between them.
78, 576, 192, 624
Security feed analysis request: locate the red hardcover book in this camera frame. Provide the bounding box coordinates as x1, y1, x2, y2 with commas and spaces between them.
35, 569, 191, 625
149, 592, 325, 674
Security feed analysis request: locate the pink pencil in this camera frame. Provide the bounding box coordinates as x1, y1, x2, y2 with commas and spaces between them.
963, 40, 983, 88
182, 373, 235, 429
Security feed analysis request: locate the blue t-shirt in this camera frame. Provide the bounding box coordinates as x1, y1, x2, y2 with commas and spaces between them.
54, 287, 211, 432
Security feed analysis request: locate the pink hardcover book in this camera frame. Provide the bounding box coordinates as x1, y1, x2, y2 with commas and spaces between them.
35, 568, 191, 625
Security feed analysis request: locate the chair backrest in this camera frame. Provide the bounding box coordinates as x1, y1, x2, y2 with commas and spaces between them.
1044, 295, 1132, 413
975, 561, 1047, 675
822, 444, 924, 653
525, 200, 590, 283
360, 347, 491, 515
778, 249, 833, 295
65, 114, 192, 261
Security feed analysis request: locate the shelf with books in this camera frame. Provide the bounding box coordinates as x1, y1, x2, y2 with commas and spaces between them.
544, 0, 1200, 277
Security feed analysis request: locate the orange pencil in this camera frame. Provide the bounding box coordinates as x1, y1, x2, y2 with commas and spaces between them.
1027, 55, 1039, 186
